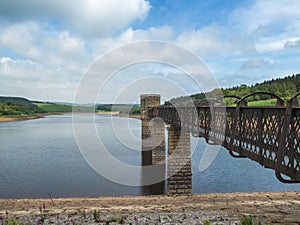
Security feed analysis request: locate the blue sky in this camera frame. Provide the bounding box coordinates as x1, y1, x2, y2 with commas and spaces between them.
140, 0, 247, 29
0, 0, 300, 102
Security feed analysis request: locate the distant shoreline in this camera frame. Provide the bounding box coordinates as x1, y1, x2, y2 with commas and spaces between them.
0, 112, 141, 123
97, 111, 141, 120
96, 111, 120, 115
0, 114, 45, 123
0, 113, 63, 123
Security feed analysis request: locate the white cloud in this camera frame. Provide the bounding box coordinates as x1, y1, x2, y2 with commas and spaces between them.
0, 23, 178, 101
0, 22, 88, 100
0, 56, 79, 101
0, 0, 151, 37
92, 26, 175, 56
1, 22, 41, 58
255, 39, 286, 52
284, 38, 300, 50
253, 36, 300, 52
70, 0, 151, 36
229, 0, 300, 35
92, 24, 256, 59
0, 21, 90, 71
0, 57, 38, 80
176, 25, 256, 57
240, 58, 275, 70
43, 31, 88, 71
229, 0, 300, 54
176, 25, 223, 55
1, 0, 300, 101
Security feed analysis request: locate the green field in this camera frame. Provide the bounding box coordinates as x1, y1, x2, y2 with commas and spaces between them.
35, 102, 94, 113
227, 98, 289, 107
247, 99, 279, 106
35, 103, 73, 113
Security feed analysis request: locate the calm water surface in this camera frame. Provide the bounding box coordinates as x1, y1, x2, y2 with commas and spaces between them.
0, 114, 298, 198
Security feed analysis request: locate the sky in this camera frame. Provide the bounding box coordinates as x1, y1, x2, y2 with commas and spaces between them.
0, 0, 300, 103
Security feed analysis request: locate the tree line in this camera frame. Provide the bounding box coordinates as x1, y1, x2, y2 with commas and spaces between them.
169, 74, 300, 106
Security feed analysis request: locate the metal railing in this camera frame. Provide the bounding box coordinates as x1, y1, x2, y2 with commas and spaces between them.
147, 92, 300, 183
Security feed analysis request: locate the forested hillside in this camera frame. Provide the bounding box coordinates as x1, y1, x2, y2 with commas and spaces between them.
222, 74, 300, 100
169, 74, 300, 106
0, 97, 46, 116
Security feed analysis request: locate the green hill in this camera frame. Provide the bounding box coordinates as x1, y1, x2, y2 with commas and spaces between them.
0, 97, 94, 116
0, 97, 46, 116
34, 102, 95, 113
34, 102, 73, 113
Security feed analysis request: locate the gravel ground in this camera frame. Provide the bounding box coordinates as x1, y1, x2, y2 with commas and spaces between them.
1, 191, 300, 225
5, 209, 240, 225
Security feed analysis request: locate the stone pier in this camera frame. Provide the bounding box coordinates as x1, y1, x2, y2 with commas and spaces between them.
140, 94, 165, 166
141, 94, 166, 194
167, 125, 192, 195
141, 94, 192, 195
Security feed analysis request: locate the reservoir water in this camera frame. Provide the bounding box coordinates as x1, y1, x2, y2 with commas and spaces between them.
0, 114, 299, 198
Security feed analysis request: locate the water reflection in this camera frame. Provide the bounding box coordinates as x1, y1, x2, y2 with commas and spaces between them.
0, 114, 298, 198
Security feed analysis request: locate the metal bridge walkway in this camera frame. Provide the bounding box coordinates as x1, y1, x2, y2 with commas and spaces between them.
147, 91, 300, 183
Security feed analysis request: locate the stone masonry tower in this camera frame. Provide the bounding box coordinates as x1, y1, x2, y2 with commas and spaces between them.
140, 94, 192, 195
140, 94, 166, 194
140, 94, 165, 165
